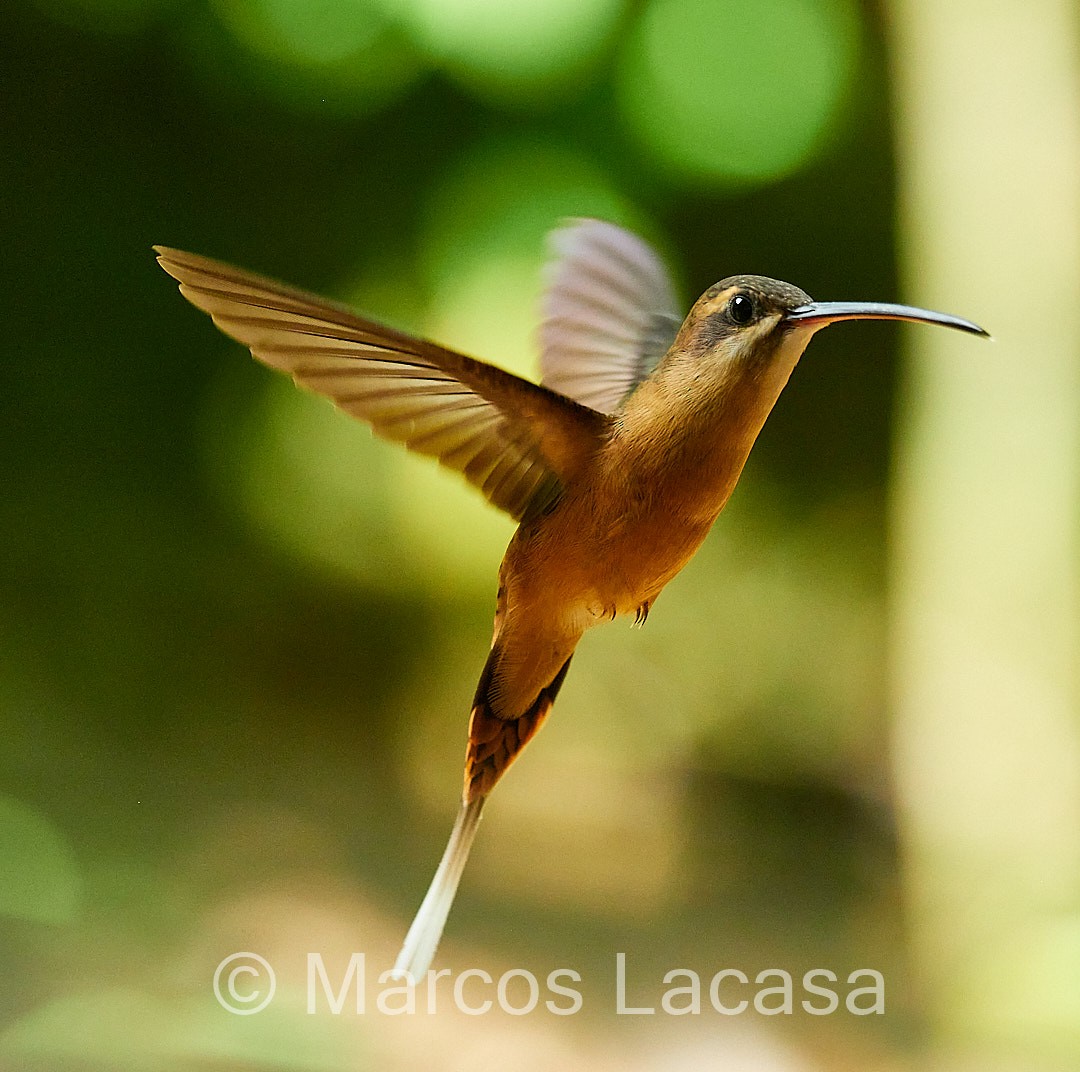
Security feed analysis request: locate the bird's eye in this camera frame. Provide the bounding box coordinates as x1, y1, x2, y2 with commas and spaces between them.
728, 293, 755, 325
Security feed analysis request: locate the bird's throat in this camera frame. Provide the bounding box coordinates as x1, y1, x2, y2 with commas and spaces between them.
616, 351, 802, 524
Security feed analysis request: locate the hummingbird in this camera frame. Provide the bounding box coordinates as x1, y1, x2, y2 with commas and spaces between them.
156, 219, 987, 981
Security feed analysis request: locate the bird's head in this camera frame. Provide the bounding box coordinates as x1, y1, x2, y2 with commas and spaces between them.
674, 274, 988, 380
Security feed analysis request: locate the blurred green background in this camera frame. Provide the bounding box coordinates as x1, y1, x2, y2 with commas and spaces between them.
2, 0, 1078, 1069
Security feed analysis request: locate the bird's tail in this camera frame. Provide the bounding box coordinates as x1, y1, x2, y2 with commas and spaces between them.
390, 653, 574, 981
390, 794, 485, 982
465, 652, 573, 800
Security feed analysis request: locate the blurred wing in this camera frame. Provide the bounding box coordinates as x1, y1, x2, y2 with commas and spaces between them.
539, 219, 683, 414
156, 247, 607, 522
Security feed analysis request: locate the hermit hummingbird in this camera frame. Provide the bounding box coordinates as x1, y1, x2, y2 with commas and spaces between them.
156, 219, 987, 980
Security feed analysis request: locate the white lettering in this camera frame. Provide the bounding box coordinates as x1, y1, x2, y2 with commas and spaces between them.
753, 969, 793, 1015
661, 969, 700, 1015
615, 952, 654, 1015
801, 969, 839, 1015
546, 969, 583, 1015
307, 953, 365, 1014
425, 967, 451, 1014
709, 969, 748, 1014
375, 971, 415, 1015
845, 969, 885, 1015
497, 969, 539, 1015
454, 968, 493, 1016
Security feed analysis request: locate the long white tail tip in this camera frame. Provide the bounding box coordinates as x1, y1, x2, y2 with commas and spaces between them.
390, 796, 485, 982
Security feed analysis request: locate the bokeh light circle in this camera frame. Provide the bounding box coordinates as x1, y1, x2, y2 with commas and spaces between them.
384, 0, 623, 101
621, 0, 860, 185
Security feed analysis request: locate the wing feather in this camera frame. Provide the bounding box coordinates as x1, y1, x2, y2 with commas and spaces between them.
539, 219, 683, 414
157, 246, 609, 521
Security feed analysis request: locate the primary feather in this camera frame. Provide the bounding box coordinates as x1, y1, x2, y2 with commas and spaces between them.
155, 245, 607, 521
539, 219, 682, 413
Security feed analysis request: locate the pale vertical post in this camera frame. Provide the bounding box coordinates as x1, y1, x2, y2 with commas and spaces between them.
889, 1, 1080, 1062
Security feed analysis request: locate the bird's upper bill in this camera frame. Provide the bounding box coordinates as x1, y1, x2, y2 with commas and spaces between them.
785, 301, 989, 338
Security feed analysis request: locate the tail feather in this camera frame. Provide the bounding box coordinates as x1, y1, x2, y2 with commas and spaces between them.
390, 795, 485, 981
390, 654, 576, 979
465, 655, 573, 800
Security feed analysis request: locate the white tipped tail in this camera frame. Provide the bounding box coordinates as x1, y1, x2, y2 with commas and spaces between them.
391, 796, 486, 981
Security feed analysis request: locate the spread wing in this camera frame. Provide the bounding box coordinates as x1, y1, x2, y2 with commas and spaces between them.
539, 219, 683, 414
156, 247, 609, 522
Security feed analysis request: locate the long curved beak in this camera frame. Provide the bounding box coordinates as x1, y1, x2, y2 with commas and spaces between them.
786, 301, 989, 338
